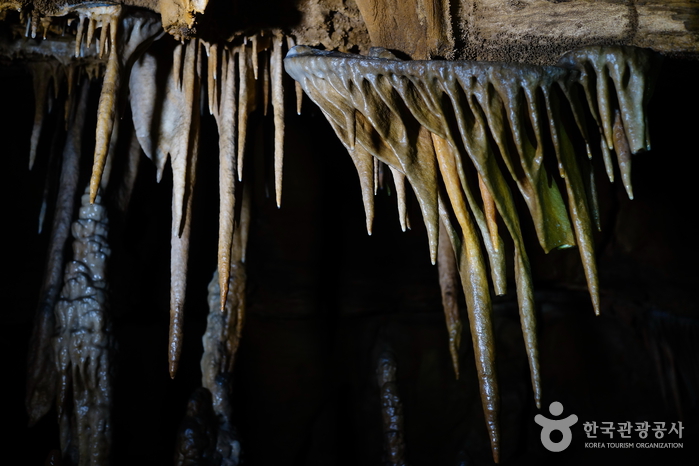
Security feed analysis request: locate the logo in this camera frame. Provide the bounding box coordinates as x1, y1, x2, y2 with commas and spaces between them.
535, 401, 578, 452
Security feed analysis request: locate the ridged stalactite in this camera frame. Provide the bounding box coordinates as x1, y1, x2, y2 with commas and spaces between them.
284, 44, 657, 462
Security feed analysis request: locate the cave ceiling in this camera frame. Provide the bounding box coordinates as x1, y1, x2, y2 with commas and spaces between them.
2, 1, 699, 465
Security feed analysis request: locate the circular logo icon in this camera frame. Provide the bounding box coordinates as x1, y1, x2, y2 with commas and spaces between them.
534, 401, 578, 452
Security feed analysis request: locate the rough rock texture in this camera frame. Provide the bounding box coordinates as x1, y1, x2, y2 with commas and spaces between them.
54, 188, 114, 466
290, 0, 371, 54
377, 351, 406, 466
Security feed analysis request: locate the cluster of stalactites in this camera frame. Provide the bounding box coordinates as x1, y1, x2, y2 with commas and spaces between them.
557, 46, 655, 200
126, 29, 293, 377
25, 70, 121, 466
20, 7, 297, 462
284, 44, 655, 462
22, 6, 294, 378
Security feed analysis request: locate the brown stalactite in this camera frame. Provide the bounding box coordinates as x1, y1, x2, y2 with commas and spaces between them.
271, 30, 285, 208
438, 194, 500, 462
545, 90, 600, 315
437, 221, 462, 379
237, 44, 249, 182
347, 140, 376, 235
390, 166, 409, 232
613, 109, 635, 200
89, 8, 163, 203
89, 7, 122, 203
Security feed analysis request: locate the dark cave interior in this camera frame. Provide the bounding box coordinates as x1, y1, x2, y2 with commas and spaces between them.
2, 40, 699, 465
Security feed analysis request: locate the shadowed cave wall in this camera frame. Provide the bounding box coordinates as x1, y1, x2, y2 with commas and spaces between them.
3, 6, 699, 466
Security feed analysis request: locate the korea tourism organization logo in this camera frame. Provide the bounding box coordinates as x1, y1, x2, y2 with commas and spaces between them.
535, 401, 578, 452
535, 401, 685, 452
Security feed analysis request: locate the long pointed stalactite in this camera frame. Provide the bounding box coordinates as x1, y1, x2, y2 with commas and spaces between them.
167, 36, 201, 378
284, 44, 657, 461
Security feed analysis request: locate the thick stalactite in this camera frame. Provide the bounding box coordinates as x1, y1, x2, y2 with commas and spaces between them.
2, 2, 699, 465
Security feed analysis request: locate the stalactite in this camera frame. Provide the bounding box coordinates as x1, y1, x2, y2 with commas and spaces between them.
251, 34, 258, 80
438, 194, 500, 460
390, 167, 409, 232
557, 46, 657, 195
613, 109, 634, 199
373, 156, 379, 195
88, 7, 162, 203
129, 29, 287, 376
213, 45, 239, 311
431, 133, 506, 295
262, 48, 270, 116
169, 37, 201, 378
237, 44, 248, 182
271, 30, 285, 207
347, 141, 375, 235
28, 61, 55, 170
88, 6, 121, 202
285, 35, 303, 115
239, 182, 251, 264
74, 15, 85, 57
437, 223, 462, 379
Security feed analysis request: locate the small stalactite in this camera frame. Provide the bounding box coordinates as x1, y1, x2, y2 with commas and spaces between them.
437, 222, 462, 379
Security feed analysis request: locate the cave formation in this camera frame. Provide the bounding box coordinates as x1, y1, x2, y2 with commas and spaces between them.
2, 1, 699, 465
